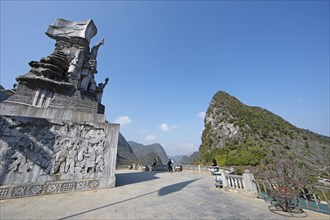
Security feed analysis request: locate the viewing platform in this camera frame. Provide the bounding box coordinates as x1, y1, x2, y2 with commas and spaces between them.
1, 170, 329, 219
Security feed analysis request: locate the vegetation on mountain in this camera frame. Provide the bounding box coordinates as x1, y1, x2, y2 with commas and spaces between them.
199, 90, 330, 179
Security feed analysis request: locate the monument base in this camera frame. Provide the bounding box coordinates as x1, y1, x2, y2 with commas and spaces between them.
0, 115, 119, 199
0, 176, 116, 199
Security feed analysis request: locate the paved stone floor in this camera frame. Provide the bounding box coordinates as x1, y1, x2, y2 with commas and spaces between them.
1, 170, 329, 219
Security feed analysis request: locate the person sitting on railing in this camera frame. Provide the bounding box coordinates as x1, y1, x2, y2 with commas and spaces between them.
211, 158, 217, 166
299, 186, 312, 201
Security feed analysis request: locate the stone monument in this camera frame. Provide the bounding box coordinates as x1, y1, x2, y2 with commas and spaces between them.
0, 18, 119, 199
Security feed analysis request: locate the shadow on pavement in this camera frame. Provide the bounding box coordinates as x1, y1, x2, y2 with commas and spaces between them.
158, 178, 200, 196
115, 171, 159, 187
58, 177, 201, 219
58, 190, 158, 220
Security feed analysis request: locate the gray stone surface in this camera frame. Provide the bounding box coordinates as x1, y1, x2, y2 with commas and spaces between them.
1, 18, 108, 118
0, 18, 119, 199
0, 170, 328, 219
46, 18, 97, 43
0, 115, 119, 199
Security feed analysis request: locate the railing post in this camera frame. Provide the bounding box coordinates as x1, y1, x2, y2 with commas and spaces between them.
238, 179, 242, 189
242, 170, 258, 198
221, 170, 229, 188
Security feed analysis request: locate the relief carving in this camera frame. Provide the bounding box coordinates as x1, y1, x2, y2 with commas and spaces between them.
0, 188, 9, 198
0, 116, 107, 184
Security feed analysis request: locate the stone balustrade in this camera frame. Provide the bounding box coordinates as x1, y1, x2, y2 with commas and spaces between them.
215, 169, 258, 198
224, 174, 244, 189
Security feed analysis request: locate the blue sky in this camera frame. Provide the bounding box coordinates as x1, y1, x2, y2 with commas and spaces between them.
1, 0, 329, 156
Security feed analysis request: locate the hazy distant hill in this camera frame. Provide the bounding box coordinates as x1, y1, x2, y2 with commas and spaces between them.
117, 133, 138, 165
128, 141, 169, 165
170, 153, 199, 165
170, 155, 186, 164
189, 151, 200, 165
200, 90, 330, 178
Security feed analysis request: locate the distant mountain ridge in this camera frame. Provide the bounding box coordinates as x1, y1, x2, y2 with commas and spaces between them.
117, 133, 138, 165
128, 141, 169, 165
170, 153, 199, 165
117, 135, 172, 166
199, 90, 330, 177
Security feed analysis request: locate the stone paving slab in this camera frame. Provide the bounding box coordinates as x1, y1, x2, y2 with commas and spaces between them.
1, 170, 329, 219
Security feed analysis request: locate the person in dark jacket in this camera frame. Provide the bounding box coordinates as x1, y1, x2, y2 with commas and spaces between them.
152, 158, 157, 172
167, 159, 173, 172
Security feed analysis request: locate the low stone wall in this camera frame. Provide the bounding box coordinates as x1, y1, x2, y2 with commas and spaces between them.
116, 164, 231, 174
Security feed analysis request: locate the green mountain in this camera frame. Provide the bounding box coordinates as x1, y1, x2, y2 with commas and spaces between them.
199, 90, 330, 178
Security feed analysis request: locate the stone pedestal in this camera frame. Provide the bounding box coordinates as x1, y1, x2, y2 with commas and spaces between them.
242, 170, 258, 198
0, 18, 119, 199
0, 115, 119, 199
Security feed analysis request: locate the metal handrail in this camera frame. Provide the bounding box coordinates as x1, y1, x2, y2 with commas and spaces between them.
255, 179, 330, 215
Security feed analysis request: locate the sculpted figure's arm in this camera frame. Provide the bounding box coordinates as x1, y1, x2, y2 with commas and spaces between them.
90, 39, 104, 60
95, 39, 104, 48
104, 77, 109, 88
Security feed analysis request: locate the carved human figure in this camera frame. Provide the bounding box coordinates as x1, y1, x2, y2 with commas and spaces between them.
77, 140, 88, 162
96, 129, 106, 139
79, 62, 96, 92
0, 142, 11, 160
58, 124, 69, 136
96, 77, 109, 103
67, 47, 85, 79
85, 145, 96, 173
95, 140, 105, 172
90, 39, 104, 61
76, 140, 88, 173
78, 125, 87, 136
85, 129, 97, 139
68, 123, 79, 136
8, 151, 26, 173
89, 39, 104, 74
0, 142, 11, 175
80, 39, 104, 91
54, 139, 70, 174
65, 143, 77, 174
